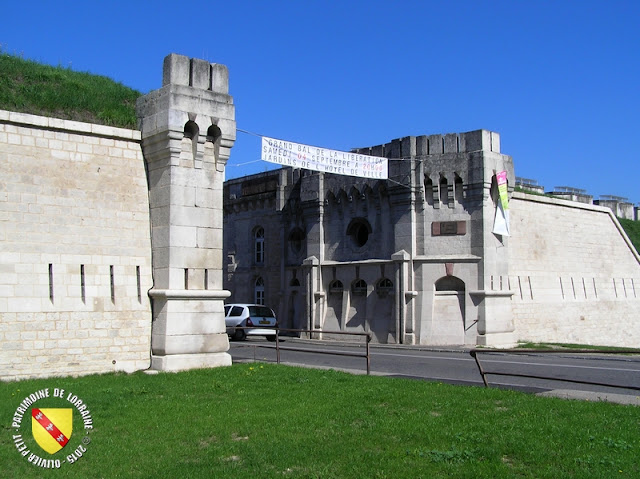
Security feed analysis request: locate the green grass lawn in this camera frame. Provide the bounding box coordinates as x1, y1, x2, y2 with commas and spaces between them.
2, 364, 639, 478
0, 53, 140, 128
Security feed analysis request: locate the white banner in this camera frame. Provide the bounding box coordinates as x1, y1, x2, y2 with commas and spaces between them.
261, 137, 388, 179
492, 200, 510, 236
492, 171, 510, 236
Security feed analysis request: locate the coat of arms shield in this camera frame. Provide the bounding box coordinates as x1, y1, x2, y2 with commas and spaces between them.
32, 408, 73, 454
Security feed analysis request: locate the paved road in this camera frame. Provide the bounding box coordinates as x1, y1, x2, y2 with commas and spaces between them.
229, 338, 640, 404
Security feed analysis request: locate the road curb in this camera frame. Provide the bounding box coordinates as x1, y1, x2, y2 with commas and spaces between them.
537, 389, 640, 406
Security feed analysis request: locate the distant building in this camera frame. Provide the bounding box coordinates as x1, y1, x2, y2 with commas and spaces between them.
594, 196, 635, 220
515, 177, 545, 195
548, 186, 593, 204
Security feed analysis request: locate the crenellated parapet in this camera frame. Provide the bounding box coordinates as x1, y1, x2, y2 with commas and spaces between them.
353, 130, 501, 158
352, 130, 513, 206
137, 54, 236, 171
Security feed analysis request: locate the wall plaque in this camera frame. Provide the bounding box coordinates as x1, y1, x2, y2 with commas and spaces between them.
432, 221, 467, 236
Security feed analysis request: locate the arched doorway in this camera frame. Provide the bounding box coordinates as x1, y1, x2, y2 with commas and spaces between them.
431, 276, 465, 345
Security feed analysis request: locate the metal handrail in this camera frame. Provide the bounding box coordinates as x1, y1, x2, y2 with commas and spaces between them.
470, 348, 640, 391
230, 327, 372, 375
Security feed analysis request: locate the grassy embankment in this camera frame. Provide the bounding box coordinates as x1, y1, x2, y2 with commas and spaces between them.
2, 365, 639, 479
0, 52, 139, 128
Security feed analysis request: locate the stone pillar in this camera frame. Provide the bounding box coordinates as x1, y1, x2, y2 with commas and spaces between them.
392, 250, 416, 344
136, 54, 236, 371
467, 131, 516, 347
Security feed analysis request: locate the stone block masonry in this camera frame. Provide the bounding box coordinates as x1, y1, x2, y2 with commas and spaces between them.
137, 53, 236, 371
509, 192, 640, 347
0, 110, 153, 380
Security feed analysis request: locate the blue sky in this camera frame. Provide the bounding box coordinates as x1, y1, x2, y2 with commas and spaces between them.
2, 1, 638, 203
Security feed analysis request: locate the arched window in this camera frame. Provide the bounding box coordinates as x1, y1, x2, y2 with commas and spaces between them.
346, 218, 372, 248
254, 227, 265, 264
454, 174, 464, 206
425, 176, 434, 206
351, 279, 367, 296
205, 124, 222, 161
376, 278, 394, 297
329, 279, 344, 294
255, 277, 265, 305
439, 175, 448, 207
183, 121, 199, 161
206, 124, 221, 145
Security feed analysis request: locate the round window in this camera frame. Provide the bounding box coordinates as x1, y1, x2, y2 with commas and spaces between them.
347, 219, 371, 248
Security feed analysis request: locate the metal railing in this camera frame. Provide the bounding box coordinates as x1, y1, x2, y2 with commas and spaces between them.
230, 328, 372, 375
470, 348, 640, 391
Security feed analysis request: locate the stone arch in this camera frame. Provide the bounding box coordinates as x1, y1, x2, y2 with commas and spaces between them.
348, 185, 362, 204
454, 173, 464, 206
371, 277, 395, 343
324, 279, 344, 334
329, 279, 344, 293
183, 120, 199, 162
325, 191, 337, 209
435, 276, 465, 292
439, 174, 448, 207
351, 278, 367, 296
424, 175, 434, 206
205, 124, 222, 163
431, 275, 466, 345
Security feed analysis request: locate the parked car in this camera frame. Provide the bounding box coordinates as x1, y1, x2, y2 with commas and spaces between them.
224, 304, 278, 341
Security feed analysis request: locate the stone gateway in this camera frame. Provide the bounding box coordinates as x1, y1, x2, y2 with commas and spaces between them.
0, 54, 638, 381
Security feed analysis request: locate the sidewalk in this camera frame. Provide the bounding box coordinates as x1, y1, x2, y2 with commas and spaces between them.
537, 389, 640, 406
263, 337, 640, 406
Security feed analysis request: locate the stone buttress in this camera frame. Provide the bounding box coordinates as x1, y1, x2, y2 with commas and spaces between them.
137, 53, 236, 370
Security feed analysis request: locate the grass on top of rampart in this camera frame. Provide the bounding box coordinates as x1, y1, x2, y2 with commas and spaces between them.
2, 364, 638, 478
618, 217, 640, 254
0, 52, 140, 129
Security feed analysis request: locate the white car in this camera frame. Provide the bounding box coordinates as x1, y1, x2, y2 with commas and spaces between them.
224, 304, 278, 341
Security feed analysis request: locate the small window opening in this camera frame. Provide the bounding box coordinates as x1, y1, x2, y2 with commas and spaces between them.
376, 278, 394, 297
352, 279, 367, 296
255, 277, 265, 305
110, 265, 115, 303
254, 227, 265, 264
183, 121, 199, 161
81, 264, 86, 304
48, 264, 54, 303
329, 279, 344, 294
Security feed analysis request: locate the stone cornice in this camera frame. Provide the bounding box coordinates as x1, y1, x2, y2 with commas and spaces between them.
148, 289, 231, 300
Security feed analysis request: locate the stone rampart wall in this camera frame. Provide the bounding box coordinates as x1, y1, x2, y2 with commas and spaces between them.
0, 110, 153, 380
509, 192, 640, 347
